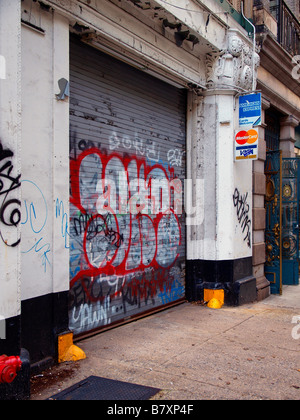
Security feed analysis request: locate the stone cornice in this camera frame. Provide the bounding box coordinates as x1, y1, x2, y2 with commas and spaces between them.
257, 79, 300, 121
257, 32, 300, 97
41, 0, 209, 88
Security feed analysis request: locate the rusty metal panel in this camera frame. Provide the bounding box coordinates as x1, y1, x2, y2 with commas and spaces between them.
69, 36, 186, 336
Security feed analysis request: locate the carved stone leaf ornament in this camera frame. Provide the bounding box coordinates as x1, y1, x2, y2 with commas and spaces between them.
205, 32, 260, 91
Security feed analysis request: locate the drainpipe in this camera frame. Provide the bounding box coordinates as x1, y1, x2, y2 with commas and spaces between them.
241, 1, 256, 92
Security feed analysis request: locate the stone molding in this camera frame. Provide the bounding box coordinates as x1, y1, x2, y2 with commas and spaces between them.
206, 31, 260, 91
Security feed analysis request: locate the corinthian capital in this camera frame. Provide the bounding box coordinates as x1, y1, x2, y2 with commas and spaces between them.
206, 31, 260, 92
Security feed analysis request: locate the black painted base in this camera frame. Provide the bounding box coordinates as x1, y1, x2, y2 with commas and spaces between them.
186, 258, 257, 306
0, 316, 21, 356
21, 291, 69, 366
0, 291, 69, 400
0, 316, 30, 399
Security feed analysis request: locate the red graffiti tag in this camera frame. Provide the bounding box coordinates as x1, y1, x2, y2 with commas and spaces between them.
70, 148, 182, 301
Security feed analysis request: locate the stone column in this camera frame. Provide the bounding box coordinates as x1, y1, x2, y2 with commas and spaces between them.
186, 29, 260, 305
253, 97, 270, 300
0, 0, 22, 354
0, 0, 30, 401
280, 115, 299, 158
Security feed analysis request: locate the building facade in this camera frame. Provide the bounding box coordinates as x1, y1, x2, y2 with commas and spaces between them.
0, 0, 288, 399
252, 0, 300, 298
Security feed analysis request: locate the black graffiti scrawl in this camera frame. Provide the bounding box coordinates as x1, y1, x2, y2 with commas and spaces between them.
0, 140, 21, 247
233, 188, 251, 248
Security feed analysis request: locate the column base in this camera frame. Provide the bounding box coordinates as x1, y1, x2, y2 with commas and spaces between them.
256, 275, 270, 301
186, 257, 257, 306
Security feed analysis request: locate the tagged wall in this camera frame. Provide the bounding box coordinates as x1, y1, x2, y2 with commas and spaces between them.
69, 38, 186, 335
21, 3, 69, 301
0, 0, 22, 322
0, 142, 21, 249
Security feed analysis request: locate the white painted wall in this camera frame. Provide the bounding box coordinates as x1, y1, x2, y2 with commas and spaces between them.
1, 0, 255, 318
0, 0, 22, 320
187, 90, 253, 262
21, 2, 70, 301
217, 93, 253, 260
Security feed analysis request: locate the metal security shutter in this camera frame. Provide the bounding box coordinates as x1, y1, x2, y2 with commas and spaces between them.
69, 36, 186, 337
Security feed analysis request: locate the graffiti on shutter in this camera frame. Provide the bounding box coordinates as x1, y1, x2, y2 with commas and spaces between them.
69, 38, 186, 335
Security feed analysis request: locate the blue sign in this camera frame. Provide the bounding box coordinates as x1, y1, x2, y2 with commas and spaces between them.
239, 93, 261, 127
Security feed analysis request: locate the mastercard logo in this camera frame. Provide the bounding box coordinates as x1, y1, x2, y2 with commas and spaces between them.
235, 129, 258, 145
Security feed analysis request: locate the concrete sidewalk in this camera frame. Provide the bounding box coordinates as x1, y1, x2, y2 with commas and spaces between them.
30, 285, 300, 400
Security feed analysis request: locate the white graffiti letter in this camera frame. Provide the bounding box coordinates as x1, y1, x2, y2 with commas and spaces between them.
291, 315, 300, 340
185, 179, 204, 227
